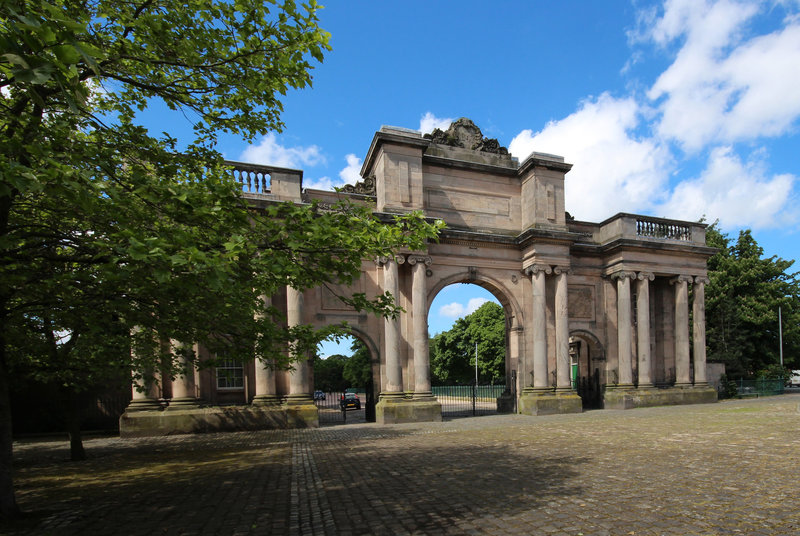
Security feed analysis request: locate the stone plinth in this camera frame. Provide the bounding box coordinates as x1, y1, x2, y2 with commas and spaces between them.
119, 405, 311, 438
603, 386, 718, 410
375, 398, 442, 424
284, 401, 319, 428
518, 391, 582, 416
496, 393, 516, 414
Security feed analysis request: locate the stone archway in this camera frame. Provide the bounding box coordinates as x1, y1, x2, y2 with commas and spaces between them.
121, 119, 718, 436
569, 329, 605, 409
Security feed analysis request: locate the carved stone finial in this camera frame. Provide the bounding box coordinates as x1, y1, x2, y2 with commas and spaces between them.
341, 175, 376, 196
423, 118, 509, 155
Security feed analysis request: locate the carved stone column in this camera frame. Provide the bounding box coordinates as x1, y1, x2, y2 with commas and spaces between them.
253, 295, 280, 406
408, 255, 433, 398
127, 370, 161, 411
286, 286, 311, 402
672, 275, 693, 386
526, 264, 551, 391
613, 271, 636, 388
379, 255, 404, 399
554, 267, 571, 391
168, 341, 199, 408
693, 276, 710, 386
636, 272, 655, 388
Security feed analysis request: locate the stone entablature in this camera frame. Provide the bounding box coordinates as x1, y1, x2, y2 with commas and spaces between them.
121, 119, 717, 436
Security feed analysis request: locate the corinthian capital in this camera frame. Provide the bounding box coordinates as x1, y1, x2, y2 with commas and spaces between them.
524, 264, 552, 276
375, 254, 405, 267
637, 271, 655, 281
670, 274, 693, 285
407, 255, 432, 267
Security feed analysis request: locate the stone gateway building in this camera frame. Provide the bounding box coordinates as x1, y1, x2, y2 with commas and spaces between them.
120, 119, 717, 436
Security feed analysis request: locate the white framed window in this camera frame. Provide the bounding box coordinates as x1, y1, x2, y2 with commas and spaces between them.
216, 359, 244, 390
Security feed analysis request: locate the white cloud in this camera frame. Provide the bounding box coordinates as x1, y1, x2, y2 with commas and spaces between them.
419, 112, 454, 134
339, 154, 362, 185
303, 176, 336, 191
644, 0, 800, 151
656, 146, 797, 229
509, 93, 672, 222
239, 133, 325, 168
438, 298, 489, 319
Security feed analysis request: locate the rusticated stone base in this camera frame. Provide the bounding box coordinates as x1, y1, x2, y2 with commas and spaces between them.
518, 391, 583, 416
603, 385, 718, 410
496, 393, 516, 414
375, 398, 442, 425
119, 404, 317, 438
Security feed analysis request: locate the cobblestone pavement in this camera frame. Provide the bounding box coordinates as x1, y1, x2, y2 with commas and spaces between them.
5, 394, 800, 535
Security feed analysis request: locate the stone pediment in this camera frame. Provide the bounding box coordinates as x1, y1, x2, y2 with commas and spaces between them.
424, 118, 509, 155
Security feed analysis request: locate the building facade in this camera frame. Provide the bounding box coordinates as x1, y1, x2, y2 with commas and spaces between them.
120, 119, 717, 436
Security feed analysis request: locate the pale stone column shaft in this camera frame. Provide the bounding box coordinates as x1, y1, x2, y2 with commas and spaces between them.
286, 286, 311, 401
128, 369, 160, 411
693, 276, 710, 385
615, 272, 635, 387
636, 273, 654, 388
528, 265, 551, 390
381, 256, 404, 397
169, 341, 198, 407
554, 267, 571, 391
253, 295, 279, 405
409, 256, 433, 398
672, 275, 692, 386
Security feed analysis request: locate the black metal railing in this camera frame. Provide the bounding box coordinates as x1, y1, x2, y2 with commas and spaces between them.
433, 384, 505, 418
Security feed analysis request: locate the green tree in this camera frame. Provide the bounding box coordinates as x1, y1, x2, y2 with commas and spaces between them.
430, 301, 506, 385
0, 0, 442, 519
313, 354, 348, 392
343, 338, 371, 388
705, 225, 800, 378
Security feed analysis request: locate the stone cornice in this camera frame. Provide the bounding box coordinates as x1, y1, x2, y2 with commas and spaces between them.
596, 238, 718, 258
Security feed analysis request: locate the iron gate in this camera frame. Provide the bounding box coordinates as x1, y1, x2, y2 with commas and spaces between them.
433, 384, 506, 419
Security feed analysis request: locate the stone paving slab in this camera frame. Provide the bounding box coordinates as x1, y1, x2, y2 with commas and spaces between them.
4, 395, 800, 535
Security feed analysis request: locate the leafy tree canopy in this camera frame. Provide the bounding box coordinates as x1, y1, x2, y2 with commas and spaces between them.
430, 301, 506, 385
0, 0, 442, 518
705, 225, 800, 378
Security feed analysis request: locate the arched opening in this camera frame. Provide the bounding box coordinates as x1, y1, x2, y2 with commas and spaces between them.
428, 281, 520, 418
569, 330, 605, 410
315, 331, 378, 425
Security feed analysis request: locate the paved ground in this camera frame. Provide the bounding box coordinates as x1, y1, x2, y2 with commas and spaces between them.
5, 394, 800, 535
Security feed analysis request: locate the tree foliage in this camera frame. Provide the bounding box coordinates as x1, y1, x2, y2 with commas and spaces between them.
430, 301, 506, 385
0, 0, 441, 519
705, 225, 800, 378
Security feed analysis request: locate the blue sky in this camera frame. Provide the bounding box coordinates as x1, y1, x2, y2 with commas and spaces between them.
137, 1, 800, 356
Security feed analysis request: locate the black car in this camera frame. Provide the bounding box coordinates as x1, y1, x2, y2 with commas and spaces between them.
313, 390, 325, 401
340, 392, 361, 410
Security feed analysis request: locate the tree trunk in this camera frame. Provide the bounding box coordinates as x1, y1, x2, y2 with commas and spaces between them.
0, 337, 21, 520
63, 389, 86, 462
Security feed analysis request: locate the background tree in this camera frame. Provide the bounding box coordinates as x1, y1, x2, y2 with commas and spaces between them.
0, 0, 441, 519
705, 225, 800, 378
430, 301, 506, 385
342, 339, 371, 388
313, 354, 348, 393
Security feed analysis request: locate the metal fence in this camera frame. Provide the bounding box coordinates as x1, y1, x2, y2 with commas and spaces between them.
433, 384, 505, 418
736, 379, 785, 398
314, 390, 368, 425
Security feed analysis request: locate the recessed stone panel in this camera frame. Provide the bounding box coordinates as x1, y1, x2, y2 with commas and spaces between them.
569, 285, 595, 320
